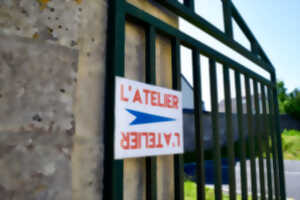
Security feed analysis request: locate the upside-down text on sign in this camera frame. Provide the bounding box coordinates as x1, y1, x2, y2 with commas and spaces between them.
114, 77, 183, 159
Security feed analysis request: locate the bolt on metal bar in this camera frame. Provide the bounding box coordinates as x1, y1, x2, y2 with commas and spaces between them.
222, 0, 233, 38
267, 88, 280, 200
145, 25, 157, 200
223, 66, 236, 200
260, 84, 273, 200
172, 38, 184, 200
184, 0, 195, 11
234, 71, 248, 200
192, 49, 206, 200
253, 80, 266, 200
103, 0, 126, 199
244, 77, 258, 200
209, 58, 223, 200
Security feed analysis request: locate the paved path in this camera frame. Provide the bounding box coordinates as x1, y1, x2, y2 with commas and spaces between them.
283, 160, 300, 199
232, 160, 300, 199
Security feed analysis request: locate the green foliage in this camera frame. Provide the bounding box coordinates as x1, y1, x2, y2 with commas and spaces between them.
277, 81, 288, 102
284, 91, 300, 120
277, 81, 300, 119
282, 129, 300, 136
277, 81, 288, 114
281, 129, 300, 160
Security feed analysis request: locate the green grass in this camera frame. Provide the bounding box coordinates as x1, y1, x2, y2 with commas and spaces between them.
184, 129, 300, 199
281, 129, 300, 160
184, 180, 248, 200
184, 180, 197, 200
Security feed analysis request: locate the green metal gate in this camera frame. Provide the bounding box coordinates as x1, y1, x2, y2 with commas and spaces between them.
103, 0, 286, 199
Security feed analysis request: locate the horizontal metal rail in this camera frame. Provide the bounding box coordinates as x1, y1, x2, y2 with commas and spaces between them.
153, 0, 275, 73
125, 3, 274, 88
105, 1, 285, 200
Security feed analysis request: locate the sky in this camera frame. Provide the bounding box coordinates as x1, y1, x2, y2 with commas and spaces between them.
179, 0, 300, 110
232, 0, 300, 92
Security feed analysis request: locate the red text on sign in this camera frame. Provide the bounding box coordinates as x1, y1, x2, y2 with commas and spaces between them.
120, 132, 181, 150
120, 84, 179, 109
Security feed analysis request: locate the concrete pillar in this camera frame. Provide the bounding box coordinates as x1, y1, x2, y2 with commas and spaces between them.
0, 0, 178, 199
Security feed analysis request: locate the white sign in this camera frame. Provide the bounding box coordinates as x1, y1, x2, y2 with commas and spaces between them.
114, 77, 183, 159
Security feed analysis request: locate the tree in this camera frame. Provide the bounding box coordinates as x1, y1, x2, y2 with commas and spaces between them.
277, 81, 288, 114
276, 81, 300, 119
284, 90, 300, 120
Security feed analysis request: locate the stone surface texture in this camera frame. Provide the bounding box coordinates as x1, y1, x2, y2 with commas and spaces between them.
0, 0, 107, 199
0, 33, 77, 200
0, 0, 178, 199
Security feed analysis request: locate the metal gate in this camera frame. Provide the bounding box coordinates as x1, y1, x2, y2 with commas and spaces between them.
103, 0, 286, 199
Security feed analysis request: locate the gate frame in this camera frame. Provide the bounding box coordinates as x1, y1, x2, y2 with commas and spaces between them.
103, 0, 286, 199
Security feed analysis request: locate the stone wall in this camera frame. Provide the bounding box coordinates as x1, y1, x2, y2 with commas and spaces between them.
0, 33, 77, 200
0, 0, 178, 199
0, 0, 107, 199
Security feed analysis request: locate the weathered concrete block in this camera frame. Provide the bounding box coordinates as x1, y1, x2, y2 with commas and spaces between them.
0, 34, 78, 199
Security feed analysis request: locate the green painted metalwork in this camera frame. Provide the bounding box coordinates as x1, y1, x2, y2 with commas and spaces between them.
145, 25, 157, 200
235, 72, 248, 200
104, 0, 286, 199
104, 0, 125, 200
172, 38, 184, 200
183, 0, 194, 11
209, 59, 223, 200
268, 88, 281, 200
253, 80, 266, 200
223, 66, 236, 200
261, 84, 274, 200
192, 49, 205, 200
271, 74, 287, 200
154, 0, 274, 73
125, 3, 274, 87
222, 0, 233, 39
245, 77, 258, 200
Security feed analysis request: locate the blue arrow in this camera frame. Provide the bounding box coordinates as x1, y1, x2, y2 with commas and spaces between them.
126, 109, 176, 126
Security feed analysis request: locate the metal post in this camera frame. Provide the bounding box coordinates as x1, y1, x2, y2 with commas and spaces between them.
209, 58, 223, 200
145, 25, 157, 200
172, 38, 184, 200
223, 66, 236, 200
192, 49, 206, 200
103, 0, 125, 199
235, 71, 248, 200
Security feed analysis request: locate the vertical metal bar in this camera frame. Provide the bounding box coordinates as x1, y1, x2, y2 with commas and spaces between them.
223, 66, 236, 200
234, 71, 248, 200
253, 80, 266, 200
172, 38, 184, 200
271, 73, 286, 200
267, 88, 280, 200
222, 0, 233, 38
184, 0, 195, 11
244, 77, 258, 200
192, 49, 205, 200
145, 25, 157, 200
209, 58, 222, 200
261, 84, 273, 200
103, 0, 125, 199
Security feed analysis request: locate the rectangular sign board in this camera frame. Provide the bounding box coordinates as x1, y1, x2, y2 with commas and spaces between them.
114, 77, 183, 159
